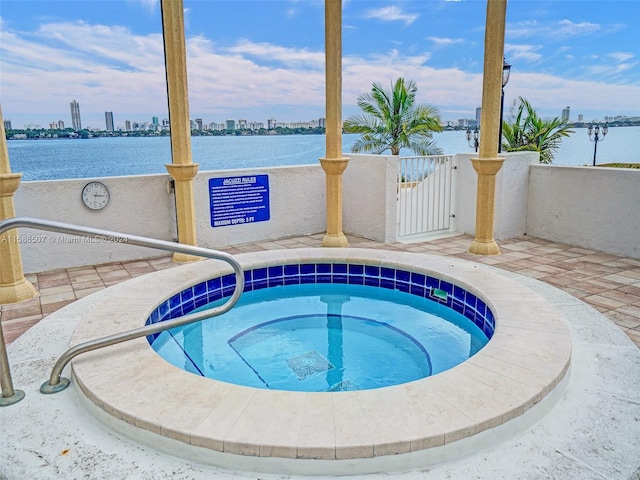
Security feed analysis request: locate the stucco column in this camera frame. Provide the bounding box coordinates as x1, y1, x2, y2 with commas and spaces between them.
468, 0, 507, 256
161, 0, 200, 263
0, 105, 37, 304
321, 0, 349, 248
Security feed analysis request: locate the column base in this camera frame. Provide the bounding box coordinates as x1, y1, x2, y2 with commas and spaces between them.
172, 252, 204, 264
0, 278, 37, 305
468, 239, 501, 256
322, 233, 349, 248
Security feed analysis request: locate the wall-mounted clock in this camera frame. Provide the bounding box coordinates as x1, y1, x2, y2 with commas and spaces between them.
81, 181, 110, 210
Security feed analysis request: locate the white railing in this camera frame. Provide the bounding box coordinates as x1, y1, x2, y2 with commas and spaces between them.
396, 155, 454, 239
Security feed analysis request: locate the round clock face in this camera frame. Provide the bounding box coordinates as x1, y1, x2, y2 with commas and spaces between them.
81, 181, 110, 210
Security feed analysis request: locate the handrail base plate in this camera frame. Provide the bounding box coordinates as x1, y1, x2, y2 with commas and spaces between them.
0, 389, 25, 406
40, 377, 70, 395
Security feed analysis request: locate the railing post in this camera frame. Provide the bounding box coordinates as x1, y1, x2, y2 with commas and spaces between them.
0, 103, 37, 304
0, 217, 244, 404
0, 318, 24, 406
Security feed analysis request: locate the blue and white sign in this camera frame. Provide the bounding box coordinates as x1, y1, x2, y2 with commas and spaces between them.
209, 175, 270, 228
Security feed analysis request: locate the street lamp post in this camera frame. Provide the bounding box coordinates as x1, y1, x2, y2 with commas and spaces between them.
587, 123, 608, 166
498, 58, 511, 153
466, 126, 479, 152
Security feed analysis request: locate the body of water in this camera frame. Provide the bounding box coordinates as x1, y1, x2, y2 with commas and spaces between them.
6, 127, 639, 181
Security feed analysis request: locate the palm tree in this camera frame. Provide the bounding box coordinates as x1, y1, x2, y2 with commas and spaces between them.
344, 78, 443, 156
502, 97, 573, 164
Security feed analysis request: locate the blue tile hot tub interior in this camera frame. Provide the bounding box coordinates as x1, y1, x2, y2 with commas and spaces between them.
145, 262, 495, 343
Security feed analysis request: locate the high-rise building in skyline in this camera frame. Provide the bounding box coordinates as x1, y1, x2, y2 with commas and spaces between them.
70, 100, 82, 130
578, 114, 584, 123
475, 107, 482, 125
125, 120, 131, 131
105, 111, 114, 132
3, 119, 12, 131
562, 106, 570, 122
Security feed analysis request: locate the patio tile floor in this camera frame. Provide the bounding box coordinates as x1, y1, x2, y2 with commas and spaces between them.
2, 233, 639, 349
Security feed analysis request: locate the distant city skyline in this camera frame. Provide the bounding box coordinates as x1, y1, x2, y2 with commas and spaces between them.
6, 108, 331, 132
2, 1, 639, 129
8, 104, 638, 132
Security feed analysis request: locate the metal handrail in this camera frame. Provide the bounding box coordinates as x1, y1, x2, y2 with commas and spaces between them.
0, 217, 244, 405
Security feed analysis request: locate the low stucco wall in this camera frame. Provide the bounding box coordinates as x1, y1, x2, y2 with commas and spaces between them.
343, 154, 397, 243
527, 165, 640, 259
14, 174, 177, 273
453, 152, 538, 241
195, 165, 326, 249
11, 155, 638, 273
14, 166, 331, 272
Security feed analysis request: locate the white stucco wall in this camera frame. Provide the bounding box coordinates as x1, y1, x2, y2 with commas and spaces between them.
9, 156, 638, 274
527, 165, 640, 259
343, 154, 397, 243
13, 174, 176, 273
194, 165, 326, 249
454, 152, 538, 240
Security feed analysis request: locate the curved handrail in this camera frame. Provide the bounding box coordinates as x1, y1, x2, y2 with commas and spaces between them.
0, 217, 244, 401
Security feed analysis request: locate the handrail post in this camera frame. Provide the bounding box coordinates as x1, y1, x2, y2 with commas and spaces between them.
0, 216, 244, 405
0, 318, 24, 406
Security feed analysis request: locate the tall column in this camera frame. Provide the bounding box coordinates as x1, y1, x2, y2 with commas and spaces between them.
161, 0, 200, 263
468, 0, 507, 256
320, 0, 349, 248
0, 104, 37, 304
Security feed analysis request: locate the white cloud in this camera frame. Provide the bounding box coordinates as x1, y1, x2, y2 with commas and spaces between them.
504, 71, 640, 118
555, 19, 600, 37
364, 6, 418, 26
507, 20, 540, 39
427, 37, 464, 47
609, 52, 634, 63
505, 44, 543, 63
137, 0, 158, 10
1, 16, 639, 127
508, 19, 601, 40
225, 40, 325, 69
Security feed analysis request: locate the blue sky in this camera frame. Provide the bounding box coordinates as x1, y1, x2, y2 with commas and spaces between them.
1, 0, 639, 129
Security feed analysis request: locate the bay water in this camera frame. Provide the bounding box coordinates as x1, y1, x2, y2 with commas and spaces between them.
7, 127, 639, 181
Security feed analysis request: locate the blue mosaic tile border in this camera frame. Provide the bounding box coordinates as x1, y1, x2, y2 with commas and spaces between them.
146, 263, 495, 343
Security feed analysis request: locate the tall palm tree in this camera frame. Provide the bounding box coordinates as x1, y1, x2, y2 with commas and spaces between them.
502, 97, 573, 164
344, 78, 443, 156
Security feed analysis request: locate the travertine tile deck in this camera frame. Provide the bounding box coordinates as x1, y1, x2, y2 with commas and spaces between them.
2, 234, 639, 348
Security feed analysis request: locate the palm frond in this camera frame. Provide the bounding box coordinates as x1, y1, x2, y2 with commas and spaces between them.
502, 97, 574, 163
346, 77, 442, 156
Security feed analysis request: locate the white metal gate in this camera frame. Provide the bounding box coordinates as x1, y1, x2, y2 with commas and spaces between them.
396, 155, 454, 240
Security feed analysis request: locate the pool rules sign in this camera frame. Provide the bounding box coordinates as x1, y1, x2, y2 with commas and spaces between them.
209, 175, 270, 227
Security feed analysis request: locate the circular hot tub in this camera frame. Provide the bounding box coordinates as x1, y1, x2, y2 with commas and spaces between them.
148, 263, 494, 392
70, 248, 572, 474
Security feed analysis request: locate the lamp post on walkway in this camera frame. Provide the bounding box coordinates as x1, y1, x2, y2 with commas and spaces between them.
587, 123, 608, 166
498, 58, 511, 153
466, 126, 479, 152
